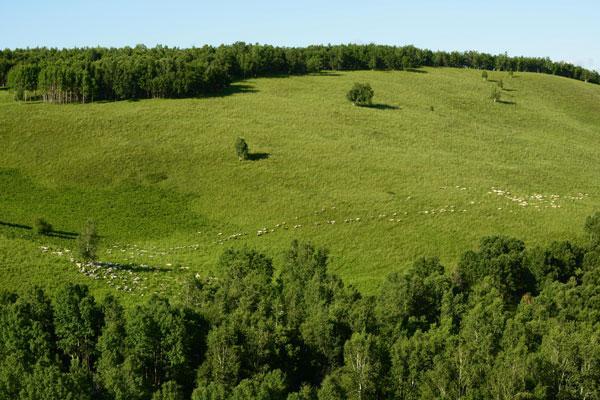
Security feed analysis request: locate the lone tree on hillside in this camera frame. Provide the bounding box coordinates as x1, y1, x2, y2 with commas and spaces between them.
482, 70, 488, 81
34, 217, 53, 235
490, 86, 501, 103
346, 83, 374, 106
235, 137, 249, 161
78, 219, 99, 261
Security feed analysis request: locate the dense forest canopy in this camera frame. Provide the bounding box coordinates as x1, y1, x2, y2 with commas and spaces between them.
1, 43, 599, 102
1, 214, 599, 399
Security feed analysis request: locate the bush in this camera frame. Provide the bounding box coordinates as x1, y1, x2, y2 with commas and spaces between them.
584, 212, 600, 247
490, 86, 501, 102
235, 137, 249, 161
34, 218, 53, 235
497, 79, 504, 89
482, 70, 488, 81
78, 219, 99, 261
346, 83, 374, 106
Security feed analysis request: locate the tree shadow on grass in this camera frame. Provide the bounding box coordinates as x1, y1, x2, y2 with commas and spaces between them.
368, 103, 400, 110
202, 84, 259, 98
47, 230, 79, 240
96, 261, 172, 273
247, 152, 270, 161
0, 221, 32, 230
497, 99, 516, 105
0, 221, 79, 239
503, 88, 518, 92
314, 71, 342, 77
405, 68, 428, 74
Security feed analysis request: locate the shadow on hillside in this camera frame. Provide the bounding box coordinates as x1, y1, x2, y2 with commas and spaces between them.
0, 221, 32, 230
497, 99, 516, 105
0, 221, 79, 239
369, 103, 400, 110
96, 261, 172, 273
47, 230, 79, 240
314, 71, 342, 77
203, 84, 259, 98
405, 68, 428, 74
503, 88, 517, 92
248, 152, 270, 161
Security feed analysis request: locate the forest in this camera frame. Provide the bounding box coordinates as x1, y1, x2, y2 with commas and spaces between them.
2, 43, 599, 103
1, 213, 599, 400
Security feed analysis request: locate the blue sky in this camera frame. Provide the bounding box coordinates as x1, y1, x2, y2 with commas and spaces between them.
2, 0, 598, 71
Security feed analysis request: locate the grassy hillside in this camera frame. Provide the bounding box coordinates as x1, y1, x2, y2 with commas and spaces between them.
1, 68, 599, 299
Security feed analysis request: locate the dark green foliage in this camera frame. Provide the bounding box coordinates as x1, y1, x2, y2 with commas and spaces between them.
34, 217, 52, 235
457, 236, 535, 303
1, 217, 600, 398
78, 219, 99, 261
53, 284, 103, 368
306, 56, 323, 73
376, 257, 449, 338
1, 44, 598, 104
346, 83, 374, 106
152, 381, 185, 400
526, 241, 584, 289
482, 70, 488, 80
235, 137, 249, 161
7, 63, 39, 101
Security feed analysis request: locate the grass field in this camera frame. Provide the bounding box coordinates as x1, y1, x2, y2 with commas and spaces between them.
1, 68, 599, 301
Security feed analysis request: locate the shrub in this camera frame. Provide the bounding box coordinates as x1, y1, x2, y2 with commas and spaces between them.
490, 86, 501, 102
497, 79, 504, 89
584, 212, 600, 247
235, 137, 249, 161
508, 70, 514, 78
482, 70, 488, 81
34, 218, 53, 235
346, 83, 374, 106
78, 219, 99, 261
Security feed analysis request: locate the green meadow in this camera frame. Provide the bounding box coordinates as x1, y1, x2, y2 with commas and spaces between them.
1, 68, 599, 300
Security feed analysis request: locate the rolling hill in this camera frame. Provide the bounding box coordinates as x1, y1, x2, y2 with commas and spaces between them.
1, 67, 599, 300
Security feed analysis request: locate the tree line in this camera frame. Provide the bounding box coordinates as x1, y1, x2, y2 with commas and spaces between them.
1, 43, 599, 103
1, 213, 599, 399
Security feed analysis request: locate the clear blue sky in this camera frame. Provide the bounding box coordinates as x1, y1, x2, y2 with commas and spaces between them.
2, 0, 598, 71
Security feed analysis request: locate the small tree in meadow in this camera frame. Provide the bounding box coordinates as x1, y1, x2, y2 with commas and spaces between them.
78, 219, 99, 261
482, 70, 489, 81
490, 86, 501, 103
34, 217, 53, 235
235, 137, 249, 161
346, 83, 374, 106
497, 79, 504, 89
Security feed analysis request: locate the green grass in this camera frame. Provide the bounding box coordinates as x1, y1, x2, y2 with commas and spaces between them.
1, 68, 599, 301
